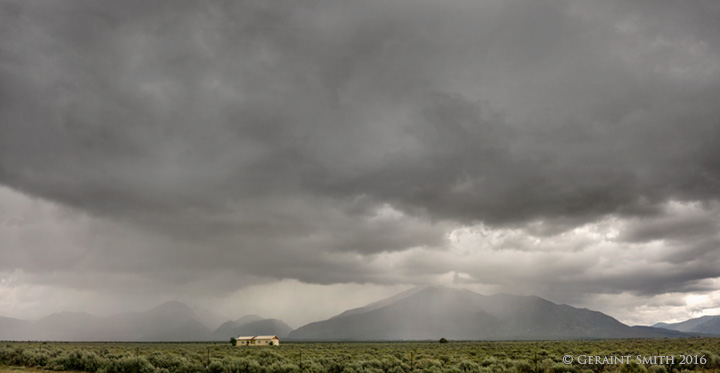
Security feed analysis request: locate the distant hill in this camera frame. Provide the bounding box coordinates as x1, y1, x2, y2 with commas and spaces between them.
0, 316, 32, 340
146, 319, 212, 342
652, 315, 720, 335
235, 314, 264, 326
289, 287, 687, 341
630, 325, 707, 338
1, 290, 705, 341
226, 319, 292, 339
0, 302, 290, 342
3, 311, 101, 341
206, 314, 288, 341
208, 320, 245, 341
98, 301, 205, 341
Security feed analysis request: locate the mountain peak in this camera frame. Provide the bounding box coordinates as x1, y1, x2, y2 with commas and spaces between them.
289, 287, 683, 341
38, 311, 97, 322
651, 314, 720, 334
0, 302, 293, 342
208, 317, 292, 340
235, 314, 263, 324
152, 301, 193, 312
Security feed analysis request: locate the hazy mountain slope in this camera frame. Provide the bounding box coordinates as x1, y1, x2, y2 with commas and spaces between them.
653, 315, 720, 335
206, 314, 266, 341
234, 314, 264, 325
292, 287, 499, 340
230, 319, 293, 338
653, 315, 716, 331
100, 301, 203, 341
332, 287, 428, 319
142, 319, 212, 341
190, 306, 229, 330
477, 294, 644, 339
1, 301, 296, 341
0, 316, 32, 340
2, 302, 294, 341
289, 287, 681, 341
4, 301, 213, 341
22, 312, 100, 341
694, 317, 720, 334
630, 326, 708, 338
4, 291, 700, 341
208, 320, 241, 341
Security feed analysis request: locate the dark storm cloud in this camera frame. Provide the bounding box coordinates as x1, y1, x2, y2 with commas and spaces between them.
619, 202, 720, 244
1, 0, 720, 301
3, 0, 719, 225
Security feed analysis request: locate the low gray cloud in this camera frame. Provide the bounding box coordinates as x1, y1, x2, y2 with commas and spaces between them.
1, 0, 720, 323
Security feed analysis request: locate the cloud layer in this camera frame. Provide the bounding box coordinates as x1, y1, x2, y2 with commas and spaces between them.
1, 0, 720, 325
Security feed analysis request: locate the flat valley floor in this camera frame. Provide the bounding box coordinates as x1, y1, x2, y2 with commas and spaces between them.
2, 338, 720, 372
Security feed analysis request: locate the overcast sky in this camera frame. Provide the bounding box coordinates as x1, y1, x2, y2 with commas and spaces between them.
1, 0, 720, 328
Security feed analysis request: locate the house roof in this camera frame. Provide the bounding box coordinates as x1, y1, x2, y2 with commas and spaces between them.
255, 335, 279, 339
236, 336, 255, 340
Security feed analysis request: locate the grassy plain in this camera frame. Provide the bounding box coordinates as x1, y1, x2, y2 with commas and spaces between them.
1, 338, 719, 372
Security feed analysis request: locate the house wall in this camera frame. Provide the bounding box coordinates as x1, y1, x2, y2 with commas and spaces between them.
236, 337, 279, 346
254, 339, 279, 346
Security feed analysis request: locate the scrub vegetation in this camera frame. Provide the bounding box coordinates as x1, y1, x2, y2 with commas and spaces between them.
1, 338, 719, 372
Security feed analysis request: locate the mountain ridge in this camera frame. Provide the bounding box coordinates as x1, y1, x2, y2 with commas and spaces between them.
652, 315, 720, 335
1, 288, 708, 341
289, 286, 692, 341
0, 302, 290, 342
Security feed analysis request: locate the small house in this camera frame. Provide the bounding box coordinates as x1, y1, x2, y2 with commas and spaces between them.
236, 336, 254, 346
235, 335, 280, 346
254, 335, 279, 346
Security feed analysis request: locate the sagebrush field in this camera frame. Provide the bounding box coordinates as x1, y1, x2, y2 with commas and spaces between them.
1, 338, 719, 372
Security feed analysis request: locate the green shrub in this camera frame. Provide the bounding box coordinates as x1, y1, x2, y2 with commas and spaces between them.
102, 356, 155, 373
49, 350, 102, 372
647, 365, 667, 373
2, 338, 720, 373
458, 359, 480, 372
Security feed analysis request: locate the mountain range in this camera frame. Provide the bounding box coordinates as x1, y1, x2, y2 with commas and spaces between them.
288, 287, 703, 340
1, 287, 717, 341
0, 301, 291, 342
653, 315, 720, 335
